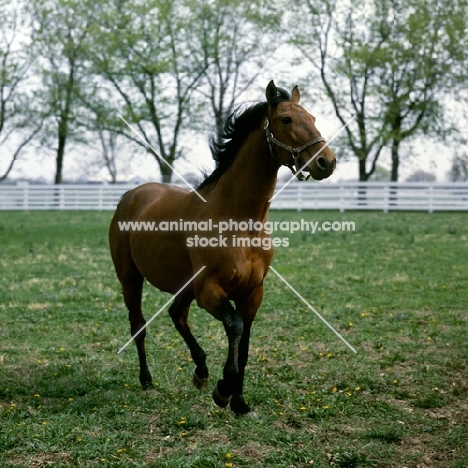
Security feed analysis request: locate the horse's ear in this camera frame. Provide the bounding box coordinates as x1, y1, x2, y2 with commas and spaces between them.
266, 80, 277, 104
291, 85, 300, 103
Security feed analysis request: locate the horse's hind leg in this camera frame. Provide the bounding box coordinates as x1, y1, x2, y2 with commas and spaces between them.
169, 295, 209, 391
121, 271, 153, 389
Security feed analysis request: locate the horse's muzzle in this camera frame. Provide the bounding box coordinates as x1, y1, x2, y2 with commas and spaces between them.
308, 153, 336, 180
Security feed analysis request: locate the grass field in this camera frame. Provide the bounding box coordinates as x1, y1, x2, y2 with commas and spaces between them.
0, 209, 467, 467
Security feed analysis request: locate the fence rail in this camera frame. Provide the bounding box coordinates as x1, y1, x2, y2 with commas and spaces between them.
1, 182, 467, 212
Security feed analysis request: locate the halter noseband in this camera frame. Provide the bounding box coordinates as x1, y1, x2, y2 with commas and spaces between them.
264, 118, 326, 181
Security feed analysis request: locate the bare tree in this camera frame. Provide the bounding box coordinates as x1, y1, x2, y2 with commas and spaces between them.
289, 0, 468, 181
29, 0, 97, 184
0, 2, 42, 181
196, 0, 281, 141
91, 0, 208, 183
450, 151, 468, 182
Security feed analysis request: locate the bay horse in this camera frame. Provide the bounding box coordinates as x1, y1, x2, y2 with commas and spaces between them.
109, 80, 336, 415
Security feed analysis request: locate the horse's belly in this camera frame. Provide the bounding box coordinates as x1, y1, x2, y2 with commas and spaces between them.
130, 231, 193, 294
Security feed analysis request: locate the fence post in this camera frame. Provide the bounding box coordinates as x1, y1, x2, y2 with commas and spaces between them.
59, 185, 64, 210
383, 183, 389, 213
297, 183, 302, 212
21, 182, 29, 210
428, 185, 433, 213
339, 184, 344, 213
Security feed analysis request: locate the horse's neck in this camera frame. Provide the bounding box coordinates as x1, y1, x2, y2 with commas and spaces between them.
208, 128, 278, 222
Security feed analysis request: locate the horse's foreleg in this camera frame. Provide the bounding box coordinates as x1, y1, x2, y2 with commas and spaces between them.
228, 320, 253, 414
168, 296, 209, 391
228, 286, 263, 414
211, 298, 246, 412
121, 273, 153, 389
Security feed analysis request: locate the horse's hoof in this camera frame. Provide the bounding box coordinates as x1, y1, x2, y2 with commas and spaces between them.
237, 410, 256, 419
212, 382, 231, 408
230, 394, 252, 415
192, 370, 208, 391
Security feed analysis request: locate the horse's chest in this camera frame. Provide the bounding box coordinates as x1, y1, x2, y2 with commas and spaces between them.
228, 250, 272, 293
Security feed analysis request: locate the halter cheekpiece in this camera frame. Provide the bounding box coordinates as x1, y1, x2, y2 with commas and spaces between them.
264, 118, 326, 181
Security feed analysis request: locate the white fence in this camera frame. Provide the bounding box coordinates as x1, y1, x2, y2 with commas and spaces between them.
0, 182, 468, 212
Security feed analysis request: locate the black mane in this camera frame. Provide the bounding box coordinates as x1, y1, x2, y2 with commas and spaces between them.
197, 87, 291, 190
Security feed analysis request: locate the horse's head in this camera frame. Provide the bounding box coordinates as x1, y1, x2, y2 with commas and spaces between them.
265, 80, 336, 181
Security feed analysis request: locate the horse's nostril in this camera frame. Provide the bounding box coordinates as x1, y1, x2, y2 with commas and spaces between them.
317, 157, 327, 171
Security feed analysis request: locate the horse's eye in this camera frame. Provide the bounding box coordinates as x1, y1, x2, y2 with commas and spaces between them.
281, 117, 292, 124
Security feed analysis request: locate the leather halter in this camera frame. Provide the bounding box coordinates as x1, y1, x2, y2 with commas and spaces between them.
264, 118, 326, 181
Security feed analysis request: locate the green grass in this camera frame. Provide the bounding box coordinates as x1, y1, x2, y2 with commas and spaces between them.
0, 210, 467, 467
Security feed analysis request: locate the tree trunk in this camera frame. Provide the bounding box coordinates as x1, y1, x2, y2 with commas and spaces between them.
391, 138, 401, 182
160, 164, 173, 183
358, 158, 368, 205
55, 65, 74, 185
389, 137, 401, 205
55, 131, 66, 184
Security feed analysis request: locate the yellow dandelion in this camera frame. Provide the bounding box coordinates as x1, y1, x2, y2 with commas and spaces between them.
225, 453, 234, 459
300, 406, 307, 411
332, 387, 337, 393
